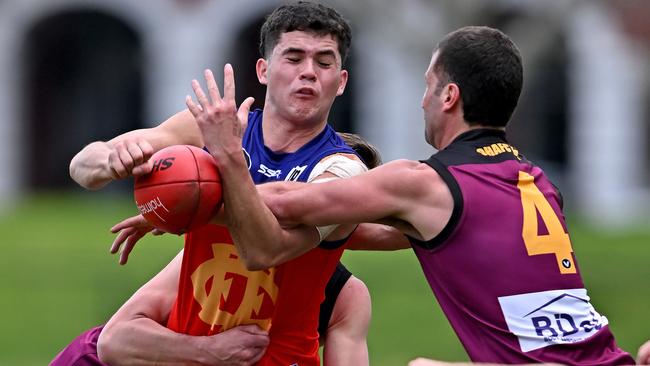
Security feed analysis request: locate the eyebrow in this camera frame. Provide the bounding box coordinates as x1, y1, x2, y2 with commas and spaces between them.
282, 47, 337, 58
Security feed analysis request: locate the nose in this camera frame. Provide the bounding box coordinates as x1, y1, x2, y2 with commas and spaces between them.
299, 60, 317, 81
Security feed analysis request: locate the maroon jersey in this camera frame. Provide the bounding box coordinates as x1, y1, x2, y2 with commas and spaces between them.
409, 129, 633, 365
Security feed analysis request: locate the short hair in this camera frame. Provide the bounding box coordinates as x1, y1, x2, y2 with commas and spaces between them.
337, 132, 382, 169
259, 1, 352, 67
434, 26, 523, 127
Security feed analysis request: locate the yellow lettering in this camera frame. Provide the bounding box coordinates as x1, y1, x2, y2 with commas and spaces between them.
477, 143, 521, 158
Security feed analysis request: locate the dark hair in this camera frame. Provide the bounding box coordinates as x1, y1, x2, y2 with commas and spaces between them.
434, 26, 523, 127
337, 132, 382, 169
259, 1, 352, 67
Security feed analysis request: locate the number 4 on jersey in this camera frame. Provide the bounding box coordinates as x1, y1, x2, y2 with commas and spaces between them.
517, 171, 576, 274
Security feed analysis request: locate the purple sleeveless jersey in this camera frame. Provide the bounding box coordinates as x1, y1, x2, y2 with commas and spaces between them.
409, 129, 634, 365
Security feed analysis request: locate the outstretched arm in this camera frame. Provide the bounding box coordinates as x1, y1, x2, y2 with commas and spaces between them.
267, 159, 453, 242
97, 251, 269, 366
69, 109, 202, 190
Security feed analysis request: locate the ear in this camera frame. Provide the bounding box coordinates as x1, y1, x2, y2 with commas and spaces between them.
441, 83, 461, 112
256, 58, 268, 85
335, 69, 348, 96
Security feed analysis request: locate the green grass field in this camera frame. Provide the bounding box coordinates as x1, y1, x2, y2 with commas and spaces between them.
1, 193, 648, 365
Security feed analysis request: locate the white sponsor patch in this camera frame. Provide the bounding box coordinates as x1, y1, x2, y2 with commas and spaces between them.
258, 163, 282, 178
498, 288, 608, 352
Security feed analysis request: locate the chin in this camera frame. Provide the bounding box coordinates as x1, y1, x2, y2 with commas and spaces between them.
290, 105, 322, 123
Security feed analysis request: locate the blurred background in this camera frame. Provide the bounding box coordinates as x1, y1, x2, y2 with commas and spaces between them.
0, 0, 648, 365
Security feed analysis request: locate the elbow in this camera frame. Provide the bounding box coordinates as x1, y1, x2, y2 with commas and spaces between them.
237, 246, 282, 271
68, 159, 85, 188
268, 195, 297, 226
241, 252, 276, 271
244, 261, 267, 272
96, 327, 116, 364
69, 159, 101, 191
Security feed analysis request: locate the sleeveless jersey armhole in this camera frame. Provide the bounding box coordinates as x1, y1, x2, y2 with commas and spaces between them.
318, 262, 353, 338
408, 157, 463, 251
318, 225, 356, 250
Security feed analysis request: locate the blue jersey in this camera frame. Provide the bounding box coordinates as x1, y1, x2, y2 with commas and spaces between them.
242, 109, 356, 184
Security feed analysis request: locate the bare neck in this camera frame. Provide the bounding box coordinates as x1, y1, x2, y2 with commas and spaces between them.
261, 111, 327, 153
435, 121, 503, 150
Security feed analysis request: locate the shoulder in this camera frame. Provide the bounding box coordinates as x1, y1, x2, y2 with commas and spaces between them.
379, 159, 444, 188
379, 160, 453, 240
308, 153, 367, 182
320, 152, 361, 163
330, 275, 371, 324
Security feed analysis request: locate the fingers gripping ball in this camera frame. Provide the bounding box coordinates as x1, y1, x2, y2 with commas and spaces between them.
134, 145, 222, 234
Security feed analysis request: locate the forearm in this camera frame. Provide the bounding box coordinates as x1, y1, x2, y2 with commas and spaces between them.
98, 318, 209, 366
219, 153, 298, 269
69, 141, 113, 190
257, 181, 315, 227
70, 109, 202, 191
97, 251, 204, 365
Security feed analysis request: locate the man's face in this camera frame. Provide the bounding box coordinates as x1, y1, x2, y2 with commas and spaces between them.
421, 51, 443, 147
258, 31, 348, 126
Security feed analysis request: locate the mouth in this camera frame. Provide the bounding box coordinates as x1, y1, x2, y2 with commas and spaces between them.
294, 87, 317, 97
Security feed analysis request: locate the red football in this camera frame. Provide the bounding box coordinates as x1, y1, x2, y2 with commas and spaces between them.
134, 145, 222, 234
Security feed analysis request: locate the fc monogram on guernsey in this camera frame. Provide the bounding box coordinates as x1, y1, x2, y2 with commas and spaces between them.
190, 243, 279, 331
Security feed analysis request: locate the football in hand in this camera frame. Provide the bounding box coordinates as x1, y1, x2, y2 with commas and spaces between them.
134, 145, 222, 234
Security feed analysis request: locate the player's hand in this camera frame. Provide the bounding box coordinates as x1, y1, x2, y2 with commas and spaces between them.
638, 339, 650, 364
186, 64, 254, 165
107, 138, 154, 180
203, 324, 269, 365
110, 214, 158, 265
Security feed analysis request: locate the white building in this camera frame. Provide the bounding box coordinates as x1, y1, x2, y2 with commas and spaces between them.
0, 0, 648, 227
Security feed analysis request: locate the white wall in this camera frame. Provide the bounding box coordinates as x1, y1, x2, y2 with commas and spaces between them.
0, 0, 648, 227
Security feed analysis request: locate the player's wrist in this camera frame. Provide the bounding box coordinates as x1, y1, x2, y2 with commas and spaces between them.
213, 147, 248, 172
192, 335, 226, 365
